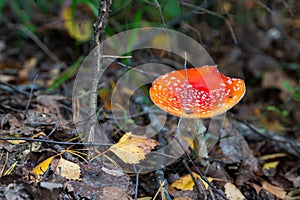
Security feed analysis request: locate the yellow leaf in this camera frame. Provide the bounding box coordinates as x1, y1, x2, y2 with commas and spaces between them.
224, 182, 245, 200
32, 156, 55, 175
259, 153, 287, 161
171, 172, 213, 191
31, 131, 46, 138
263, 161, 279, 170
218, 1, 231, 14
55, 158, 81, 180
109, 132, 159, 164
183, 136, 194, 150
171, 173, 197, 191
61, 7, 92, 41
7, 139, 26, 144
151, 33, 170, 48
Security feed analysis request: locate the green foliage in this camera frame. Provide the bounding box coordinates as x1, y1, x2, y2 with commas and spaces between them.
0, 0, 6, 20
283, 82, 300, 102
267, 106, 289, 118
163, 0, 181, 19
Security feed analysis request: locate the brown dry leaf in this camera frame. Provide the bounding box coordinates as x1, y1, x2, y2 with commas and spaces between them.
173, 197, 194, 200
0, 74, 15, 82
18, 57, 38, 83
285, 18, 300, 28
109, 132, 159, 164
55, 158, 81, 180
220, 128, 258, 173
264, 120, 285, 133
224, 182, 245, 200
100, 186, 133, 200
262, 180, 286, 199
32, 156, 55, 175
261, 68, 297, 101
248, 182, 263, 194
286, 189, 300, 200
137, 197, 152, 200
36, 95, 65, 117
286, 167, 300, 188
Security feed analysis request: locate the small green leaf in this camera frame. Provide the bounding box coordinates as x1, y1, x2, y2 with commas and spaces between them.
163, 0, 181, 19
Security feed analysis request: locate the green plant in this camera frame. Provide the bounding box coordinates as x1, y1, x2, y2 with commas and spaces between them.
266, 106, 289, 118
283, 82, 300, 102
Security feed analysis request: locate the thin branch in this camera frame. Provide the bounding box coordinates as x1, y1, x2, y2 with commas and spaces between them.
88, 0, 111, 143
0, 137, 112, 146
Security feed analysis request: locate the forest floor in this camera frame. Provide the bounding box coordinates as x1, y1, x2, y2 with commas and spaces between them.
0, 1, 299, 200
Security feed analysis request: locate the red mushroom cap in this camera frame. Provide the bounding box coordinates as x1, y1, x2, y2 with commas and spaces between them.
149, 65, 246, 118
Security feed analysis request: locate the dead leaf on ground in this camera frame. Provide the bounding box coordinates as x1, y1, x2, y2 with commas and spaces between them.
60, 3, 93, 41
68, 160, 132, 198
286, 188, 300, 200
285, 167, 300, 188
259, 153, 287, 160
109, 132, 159, 164
263, 120, 285, 133
32, 156, 56, 176
18, 57, 38, 84
171, 172, 213, 191
171, 173, 199, 191
248, 182, 263, 194
101, 165, 124, 177
220, 128, 258, 170
224, 182, 245, 200
262, 161, 279, 177
261, 68, 297, 101
36, 95, 65, 117
2, 113, 33, 136
137, 197, 152, 200
100, 186, 133, 200
220, 128, 259, 186
261, 180, 286, 199
173, 197, 194, 200
55, 158, 81, 180
262, 161, 279, 171
0, 74, 15, 83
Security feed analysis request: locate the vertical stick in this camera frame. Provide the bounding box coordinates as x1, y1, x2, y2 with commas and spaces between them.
88, 0, 111, 143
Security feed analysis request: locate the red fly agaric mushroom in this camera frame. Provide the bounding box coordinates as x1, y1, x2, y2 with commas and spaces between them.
149, 65, 245, 118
